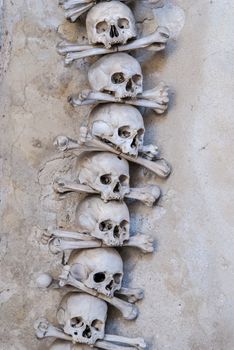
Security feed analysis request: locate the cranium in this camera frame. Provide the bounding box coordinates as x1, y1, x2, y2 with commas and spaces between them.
76, 152, 130, 201
68, 248, 123, 297
75, 195, 130, 246
88, 103, 145, 157
49, 340, 91, 350
86, 1, 137, 49
88, 53, 143, 98
57, 293, 107, 345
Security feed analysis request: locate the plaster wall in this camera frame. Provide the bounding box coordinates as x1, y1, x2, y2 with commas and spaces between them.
0, 1, 234, 349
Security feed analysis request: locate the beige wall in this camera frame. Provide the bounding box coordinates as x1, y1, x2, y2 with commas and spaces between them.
0, 1, 233, 349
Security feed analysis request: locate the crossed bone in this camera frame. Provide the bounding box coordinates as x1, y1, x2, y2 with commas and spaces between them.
57, 26, 169, 64
34, 318, 146, 350
53, 176, 161, 207
39, 269, 144, 320
60, 0, 162, 22
41, 227, 154, 254
69, 81, 169, 114
55, 132, 171, 178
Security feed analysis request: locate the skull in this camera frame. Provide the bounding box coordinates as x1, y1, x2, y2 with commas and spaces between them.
76, 152, 130, 201
88, 53, 143, 98
49, 340, 91, 350
75, 195, 130, 246
86, 1, 137, 49
57, 293, 107, 345
67, 248, 123, 297
88, 103, 145, 157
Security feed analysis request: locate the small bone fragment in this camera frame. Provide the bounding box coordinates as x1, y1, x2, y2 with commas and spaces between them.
36, 273, 53, 289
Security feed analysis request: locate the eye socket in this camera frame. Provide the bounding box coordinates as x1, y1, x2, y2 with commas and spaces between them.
132, 74, 142, 86
96, 20, 109, 33
99, 220, 113, 231
120, 220, 129, 233
100, 174, 112, 185
111, 72, 125, 84
137, 128, 144, 139
70, 317, 83, 328
93, 272, 106, 283
113, 273, 122, 284
91, 319, 103, 332
118, 126, 131, 138
118, 18, 129, 29
119, 174, 129, 185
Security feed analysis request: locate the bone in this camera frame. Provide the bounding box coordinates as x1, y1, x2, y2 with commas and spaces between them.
116, 287, 144, 303
55, 134, 171, 178
58, 27, 169, 64
42, 227, 96, 242
103, 335, 146, 350
96, 340, 136, 350
53, 177, 160, 206
59, 271, 138, 320
48, 237, 102, 254
125, 234, 154, 253
35, 318, 140, 350
34, 318, 71, 341
43, 228, 153, 254
69, 84, 169, 114
61, 0, 163, 22
63, 3, 93, 22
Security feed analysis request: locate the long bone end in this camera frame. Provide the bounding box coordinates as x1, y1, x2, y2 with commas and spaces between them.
103, 334, 146, 350
116, 287, 144, 303
127, 185, 161, 206
34, 318, 70, 340
125, 234, 154, 253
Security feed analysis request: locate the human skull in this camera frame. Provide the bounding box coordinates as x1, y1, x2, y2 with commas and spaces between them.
49, 340, 92, 350
88, 103, 145, 157
88, 53, 143, 99
68, 248, 123, 297
57, 293, 107, 345
86, 1, 137, 48
76, 152, 130, 201
75, 195, 130, 246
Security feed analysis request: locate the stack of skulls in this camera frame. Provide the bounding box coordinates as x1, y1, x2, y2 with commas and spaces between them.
35, 1, 172, 349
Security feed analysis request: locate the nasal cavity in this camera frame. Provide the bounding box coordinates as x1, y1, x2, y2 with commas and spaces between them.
106, 279, 114, 291
110, 25, 119, 38
126, 79, 133, 92
114, 225, 120, 238
113, 182, 120, 193
82, 325, 91, 339
131, 135, 137, 148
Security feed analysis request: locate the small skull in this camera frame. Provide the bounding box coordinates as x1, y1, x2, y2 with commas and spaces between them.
76, 152, 130, 201
49, 340, 91, 350
88, 103, 145, 157
57, 293, 107, 345
86, 1, 137, 49
67, 248, 123, 297
75, 195, 130, 246
88, 53, 143, 99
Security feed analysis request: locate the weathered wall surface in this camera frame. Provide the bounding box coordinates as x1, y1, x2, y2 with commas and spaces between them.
0, 1, 234, 349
